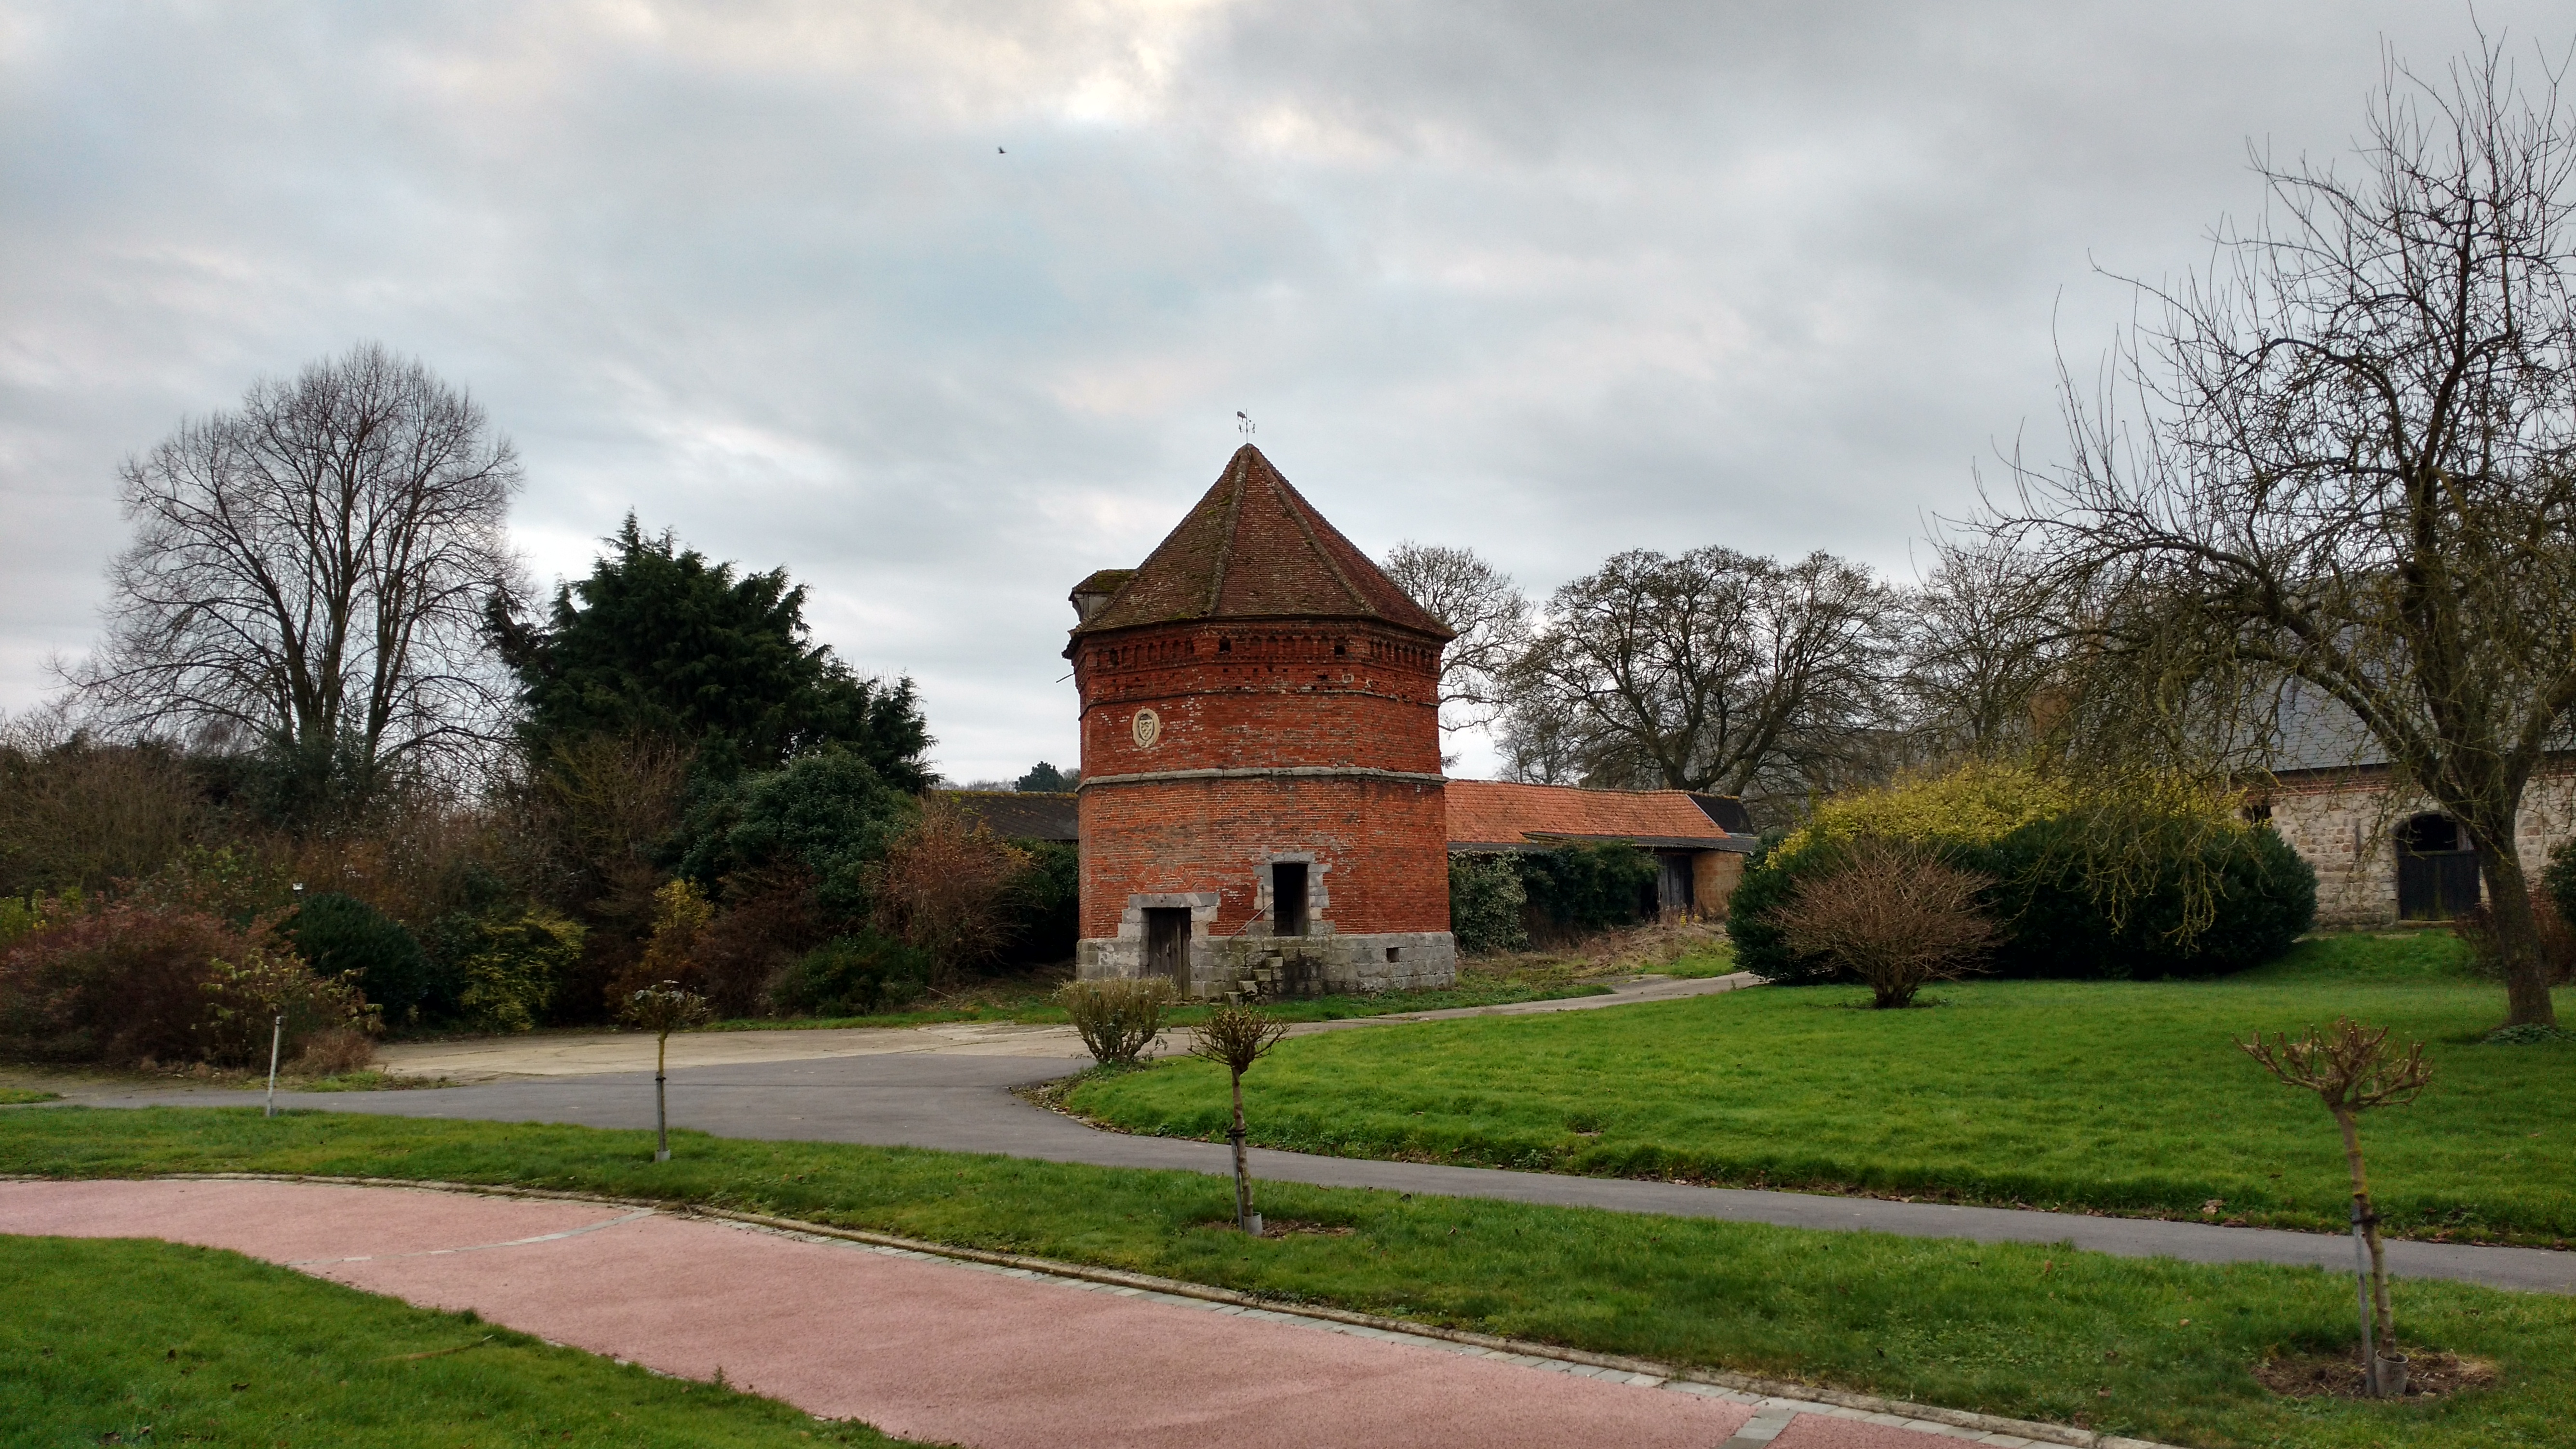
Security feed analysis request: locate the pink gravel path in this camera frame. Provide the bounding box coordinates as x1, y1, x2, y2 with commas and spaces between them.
0, 1179, 1974, 1449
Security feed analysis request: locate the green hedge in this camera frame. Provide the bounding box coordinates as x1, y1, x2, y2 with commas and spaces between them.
1729, 770, 2315, 984
1448, 854, 1530, 955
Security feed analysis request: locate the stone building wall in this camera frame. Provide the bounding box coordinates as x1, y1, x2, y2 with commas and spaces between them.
2268, 766, 2576, 926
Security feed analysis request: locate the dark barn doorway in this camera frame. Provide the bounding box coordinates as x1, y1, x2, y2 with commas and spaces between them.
1271, 862, 1309, 937
2395, 813, 2482, 921
1144, 907, 1192, 983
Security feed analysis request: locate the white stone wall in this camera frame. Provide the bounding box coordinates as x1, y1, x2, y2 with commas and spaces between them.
2269, 768, 2576, 926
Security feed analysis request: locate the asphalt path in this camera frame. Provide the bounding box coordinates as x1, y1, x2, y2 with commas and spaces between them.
62, 1041, 2576, 1296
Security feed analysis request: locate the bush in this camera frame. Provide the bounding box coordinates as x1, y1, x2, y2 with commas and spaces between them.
0, 902, 367, 1066
194, 945, 376, 1068
2452, 890, 2576, 985
770, 932, 932, 1017
1515, 842, 1659, 939
2545, 837, 2576, 943
1730, 764, 2316, 983
999, 840, 1080, 967
1770, 838, 1997, 1008
135, 846, 296, 929
673, 750, 910, 923
866, 796, 1032, 985
435, 906, 586, 1033
1448, 854, 1530, 955
288, 892, 434, 1024
285, 1025, 376, 1076
1057, 977, 1176, 1064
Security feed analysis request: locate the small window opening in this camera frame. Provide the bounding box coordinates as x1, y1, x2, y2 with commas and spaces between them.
1218, 636, 1231, 654
1271, 862, 1309, 937
1384, 946, 1400, 963
1334, 640, 1347, 657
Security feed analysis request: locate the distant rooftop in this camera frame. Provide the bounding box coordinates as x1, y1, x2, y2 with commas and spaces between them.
931, 790, 1077, 844
1446, 779, 1757, 853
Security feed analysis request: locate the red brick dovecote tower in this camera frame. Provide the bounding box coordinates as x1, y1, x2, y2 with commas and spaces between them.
1067, 446, 1457, 997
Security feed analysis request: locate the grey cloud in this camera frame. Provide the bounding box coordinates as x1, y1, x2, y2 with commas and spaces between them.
3, 0, 2564, 783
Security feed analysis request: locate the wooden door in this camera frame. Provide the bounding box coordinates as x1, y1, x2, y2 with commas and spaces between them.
1144, 907, 1191, 984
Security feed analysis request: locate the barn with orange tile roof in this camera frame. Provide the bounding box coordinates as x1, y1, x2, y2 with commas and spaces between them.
1445, 779, 1761, 920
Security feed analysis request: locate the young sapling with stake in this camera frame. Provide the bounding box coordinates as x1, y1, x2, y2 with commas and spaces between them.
1189, 1002, 1291, 1235
620, 981, 711, 1163
2239, 1016, 2433, 1397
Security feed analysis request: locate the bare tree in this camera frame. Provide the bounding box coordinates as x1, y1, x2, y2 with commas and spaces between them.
1502, 547, 1897, 813
1985, 39, 2576, 1027
2240, 1018, 2433, 1395
1381, 542, 1531, 734
1896, 538, 2066, 763
73, 344, 524, 811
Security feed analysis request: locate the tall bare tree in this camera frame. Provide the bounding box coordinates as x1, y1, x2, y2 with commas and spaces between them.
1381, 541, 1531, 734
1502, 547, 1896, 812
1986, 39, 2576, 1027
74, 344, 524, 812
1896, 538, 2066, 762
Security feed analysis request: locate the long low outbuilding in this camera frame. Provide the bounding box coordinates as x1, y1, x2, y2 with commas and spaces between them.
1443, 779, 1761, 921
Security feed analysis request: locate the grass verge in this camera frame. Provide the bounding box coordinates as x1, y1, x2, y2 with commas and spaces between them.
704, 958, 1612, 1032
0, 1234, 910, 1447
2, 1107, 2569, 1448
0, 1087, 61, 1104
1065, 933, 2575, 1243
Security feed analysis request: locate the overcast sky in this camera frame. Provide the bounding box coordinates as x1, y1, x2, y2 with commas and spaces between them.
3, 1, 2563, 782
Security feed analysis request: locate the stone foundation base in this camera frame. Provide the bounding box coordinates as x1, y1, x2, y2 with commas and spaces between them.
1076, 931, 1457, 1000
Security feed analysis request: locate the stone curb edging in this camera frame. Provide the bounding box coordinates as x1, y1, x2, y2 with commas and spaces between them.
7, 1171, 2190, 1449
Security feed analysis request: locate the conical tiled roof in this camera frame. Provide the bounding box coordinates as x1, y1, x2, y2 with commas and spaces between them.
1071, 446, 1454, 640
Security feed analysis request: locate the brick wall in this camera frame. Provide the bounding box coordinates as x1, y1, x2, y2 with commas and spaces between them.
1073, 618, 1450, 943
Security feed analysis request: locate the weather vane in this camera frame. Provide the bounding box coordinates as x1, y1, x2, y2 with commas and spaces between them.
1236, 410, 1255, 439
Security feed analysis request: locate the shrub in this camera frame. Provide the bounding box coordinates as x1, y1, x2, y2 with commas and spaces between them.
0, 738, 205, 899
0, 902, 366, 1066
1057, 977, 1175, 1064
439, 906, 586, 1033
0, 903, 245, 1063
2545, 837, 2576, 948
194, 945, 376, 1068
288, 892, 434, 1024
285, 1025, 376, 1076
2452, 890, 2576, 985
866, 796, 1032, 984
136, 846, 296, 929
999, 840, 1080, 967
1730, 764, 2315, 983
1448, 854, 1530, 955
770, 932, 932, 1016
1515, 842, 1659, 939
1770, 838, 1997, 1008
690, 873, 823, 1018
673, 750, 910, 923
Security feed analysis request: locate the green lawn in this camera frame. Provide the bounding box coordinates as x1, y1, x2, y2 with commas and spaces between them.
1066, 933, 2576, 1243
1, 1107, 2569, 1448
0, 1234, 910, 1448
0, 1087, 60, 1104
707, 964, 1612, 1032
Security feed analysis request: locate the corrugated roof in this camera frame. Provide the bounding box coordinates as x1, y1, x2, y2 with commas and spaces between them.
1446, 779, 1755, 851
932, 790, 1079, 844
1068, 445, 1453, 640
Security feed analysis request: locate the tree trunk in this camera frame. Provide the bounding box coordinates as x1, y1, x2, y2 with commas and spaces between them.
2334, 1108, 2395, 1365
2468, 829, 2558, 1028
1230, 1068, 1255, 1232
